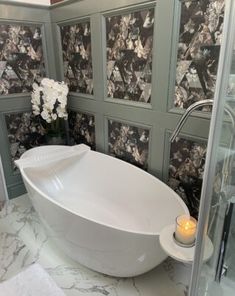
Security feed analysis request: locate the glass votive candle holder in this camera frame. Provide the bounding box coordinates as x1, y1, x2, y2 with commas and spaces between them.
174, 215, 197, 247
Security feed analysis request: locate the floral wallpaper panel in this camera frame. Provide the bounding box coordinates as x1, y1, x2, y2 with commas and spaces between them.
108, 119, 150, 170
174, 0, 225, 109
168, 137, 207, 218
68, 110, 96, 150
0, 24, 46, 95
106, 8, 154, 103
5, 112, 47, 172
60, 21, 93, 94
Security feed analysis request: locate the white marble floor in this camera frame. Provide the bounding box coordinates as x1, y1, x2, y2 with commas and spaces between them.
0, 194, 191, 296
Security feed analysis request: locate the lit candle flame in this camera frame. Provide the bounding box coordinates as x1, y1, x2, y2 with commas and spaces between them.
175, 215, 197, 245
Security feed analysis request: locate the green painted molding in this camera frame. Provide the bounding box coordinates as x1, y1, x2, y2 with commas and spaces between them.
56, 0, 211, 183
0, 4, 50, 22
50, 0, 156, 23
0, 2, 57, 199
7, 182, 26, 199
0, 0, 49, 9
0, 0, 212, 199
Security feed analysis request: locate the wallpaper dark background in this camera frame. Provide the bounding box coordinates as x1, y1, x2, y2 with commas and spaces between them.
0, 24, 46, 95
174, 0, 224, 109
60, 22, 93, 94
106, 9, 154, 103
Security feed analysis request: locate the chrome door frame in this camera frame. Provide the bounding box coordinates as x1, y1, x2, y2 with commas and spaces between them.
189, 0, 235, 295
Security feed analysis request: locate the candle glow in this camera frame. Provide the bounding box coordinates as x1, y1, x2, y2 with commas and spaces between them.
175, 215, 197, 246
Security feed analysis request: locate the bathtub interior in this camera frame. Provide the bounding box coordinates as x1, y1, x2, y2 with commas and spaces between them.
22, 149, 188, 234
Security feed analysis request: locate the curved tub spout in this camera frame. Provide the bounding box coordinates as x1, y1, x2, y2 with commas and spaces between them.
15, 144, 91, 170
170, 99, 235, 196
170, 99, 235, 143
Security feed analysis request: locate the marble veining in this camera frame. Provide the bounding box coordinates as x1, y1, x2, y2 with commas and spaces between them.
60, 21, 93, 94
106, 8, 154, 103
68, 110, 96, 150
174, 0, 225, 109
5, 112, 47, 172
108, 119, 150, 170
168, 137, 207, 218
0, 24, 46, 95
0, 194, 190, 296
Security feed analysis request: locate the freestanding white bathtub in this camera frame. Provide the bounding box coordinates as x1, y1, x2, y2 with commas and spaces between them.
16, 144, 188, 277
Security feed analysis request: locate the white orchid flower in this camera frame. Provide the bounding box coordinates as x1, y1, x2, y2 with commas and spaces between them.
31, 78, 68, 123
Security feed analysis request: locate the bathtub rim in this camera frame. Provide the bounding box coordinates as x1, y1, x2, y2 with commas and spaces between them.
20, 147, 189, 236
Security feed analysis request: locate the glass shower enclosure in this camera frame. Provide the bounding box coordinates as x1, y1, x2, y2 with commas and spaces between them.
189, 0, 235, 295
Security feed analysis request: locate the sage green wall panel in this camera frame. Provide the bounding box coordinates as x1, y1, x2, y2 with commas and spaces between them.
151, 0, 175, 112
167, 0, 181, 113
51, 0, 155, 23
149, 127, 166, 178
0, 2, 57, 198
0, 111, 25, 193
0, 96, 31, 111
56, 0, 213, 218
43, 22, 58, 79
68, 96, 211, 139
94, 113, 105, 152
91, 13, 106, 101
0, 0, 214, 206
51, 22, 64, 81
7, 182, 26, 199
0, 3, 50, 22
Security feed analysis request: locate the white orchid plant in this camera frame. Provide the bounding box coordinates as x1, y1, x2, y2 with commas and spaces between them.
31, 78, 69, 124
